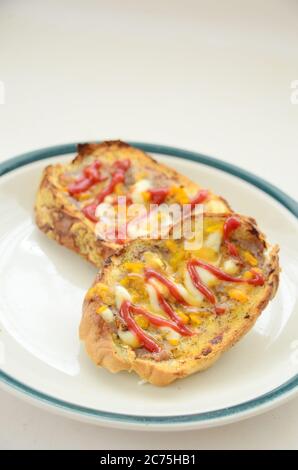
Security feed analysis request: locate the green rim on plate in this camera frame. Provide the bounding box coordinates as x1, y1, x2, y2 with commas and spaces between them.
0, 142, 297, 426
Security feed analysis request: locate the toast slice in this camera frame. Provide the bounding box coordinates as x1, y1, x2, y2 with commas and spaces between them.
80, 213, 279, 386
35, 140, 230, 268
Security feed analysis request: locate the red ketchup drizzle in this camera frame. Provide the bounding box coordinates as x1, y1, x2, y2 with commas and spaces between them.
215, 306, 226, 315
120, 300, 192, 352
156, 292, 193, 336
131, 303, 191, 336
113, 229, 127, 245
144, 269, 187, 305
190, 189, 209, 209
119, 245, 265, 350
187, 259, 265, 314
82, 159, 131, 222
148, 187, 169, 205
225, 241, 239, 257
119, 301, 161, 353
187, 260, 216, 304
223, 216, 241, 257
82, 203, 98, 222
113, 159, 131, 172
188, 259, 265, 286
67, 161, 107, 195
95, 171, 125, 205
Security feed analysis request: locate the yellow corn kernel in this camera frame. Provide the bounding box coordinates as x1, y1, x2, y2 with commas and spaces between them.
76, 192, 91, 201
177, 312, 189, 324
189, 314, 202, 326
194, 246, 218, 262
169, 186, 189, 204
242, 251, 258, 266
120, 276, 146, 299
85, 285, 98, 299
205, 222, 224, 234
114, 183, 125, 195
170, 251, 186, 270
165, 239, 178, 253
135, 314, 150, 329
143, 251, 164, 269
122, 261, 144, 273
252, 267, 262, 274
129, 295, 136, 304
157, 212, 170, 224
86, 283, 110, 300
156, 212, 163, 223
96, 305, 107, 315
119, 276, 130, 287
228, 289, 249, 303
168, 338, 180, 347
243, 270, 253, 280
141, 191, 151, 202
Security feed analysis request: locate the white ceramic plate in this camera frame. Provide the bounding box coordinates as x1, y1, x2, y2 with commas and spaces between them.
0, 143, 297, 431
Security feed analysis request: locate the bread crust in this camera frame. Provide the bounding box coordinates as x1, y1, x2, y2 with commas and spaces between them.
35, 140, 230, 269
79, 214, 280, 386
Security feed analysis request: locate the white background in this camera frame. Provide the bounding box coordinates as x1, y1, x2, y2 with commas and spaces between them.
0, 0, 297, 450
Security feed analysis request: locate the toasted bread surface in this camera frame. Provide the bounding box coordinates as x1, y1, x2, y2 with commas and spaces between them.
80, 213, 279, 386
35, 140, 230, 268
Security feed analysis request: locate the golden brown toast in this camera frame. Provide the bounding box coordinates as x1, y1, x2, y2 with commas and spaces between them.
80, 213, 279, 386
35, 140, 230, 268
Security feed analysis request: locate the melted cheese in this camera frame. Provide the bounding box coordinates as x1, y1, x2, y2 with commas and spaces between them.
99, 306, 114, 322
182, 270, 204, 305
223, 259, 239, 275
146, 284, 163, 313
143, 251, 164, 269
115, 285, 132, 309
103, 195, 114, 204
160, 326, 181, 341
205, 199, 227, 213
131, 179, 152, 203
118, 330, 140, 348
148, 277, 168, 296
204, 231, 222, 252
196, 267, 217, 286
